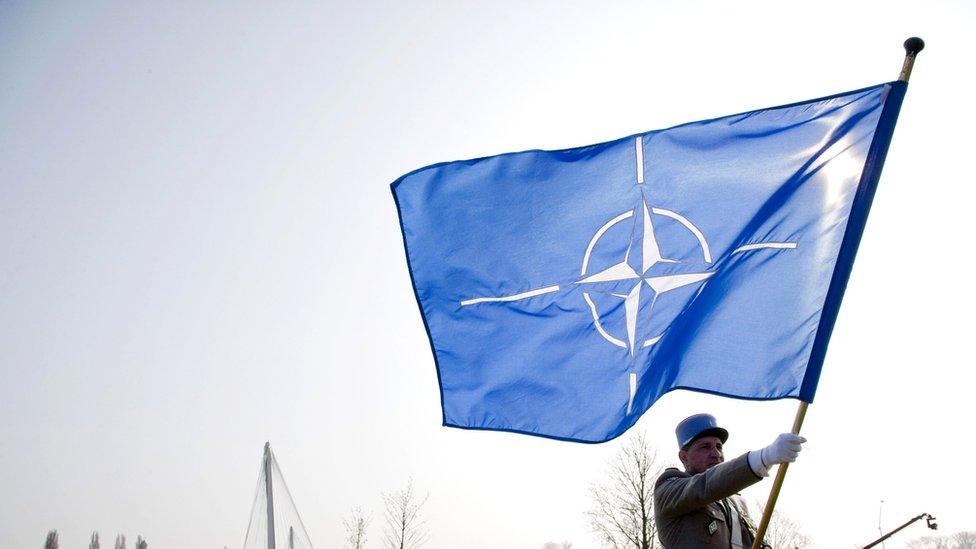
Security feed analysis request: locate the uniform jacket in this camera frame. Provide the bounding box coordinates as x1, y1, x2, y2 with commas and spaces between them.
653, 452, 764, 548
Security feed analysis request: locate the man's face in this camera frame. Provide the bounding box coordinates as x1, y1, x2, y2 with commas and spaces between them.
679, 435, 724, 475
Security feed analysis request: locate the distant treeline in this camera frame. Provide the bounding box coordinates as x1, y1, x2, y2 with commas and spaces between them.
43, 530, 148, 549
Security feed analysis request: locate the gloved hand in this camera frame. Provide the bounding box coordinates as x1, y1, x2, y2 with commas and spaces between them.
747, 433, 806, 477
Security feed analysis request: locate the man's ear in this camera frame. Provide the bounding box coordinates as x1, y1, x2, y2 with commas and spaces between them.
678, 450, 687, 467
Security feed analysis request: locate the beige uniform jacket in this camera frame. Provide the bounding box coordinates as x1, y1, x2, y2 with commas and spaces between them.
653, 452, 764, 549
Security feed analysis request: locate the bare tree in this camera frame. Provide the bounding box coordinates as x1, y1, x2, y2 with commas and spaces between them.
905, 535, 952, 549
956, 531, 976, 549
587, 431, 664, 549
89, 532, 101, 549
344, 506, 370, 549
542, 542, 573, 549
382, 479, 429, 549
754, 502, 811, 548
905, 531, 976, 549
134, 536, 148, 549
44, 530, 59, 549
114, 534, 126, 549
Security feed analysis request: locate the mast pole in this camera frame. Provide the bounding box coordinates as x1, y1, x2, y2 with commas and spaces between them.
265, 442, 276, 549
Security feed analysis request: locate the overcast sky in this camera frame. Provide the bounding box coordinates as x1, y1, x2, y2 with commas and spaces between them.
2, 2, 974, 548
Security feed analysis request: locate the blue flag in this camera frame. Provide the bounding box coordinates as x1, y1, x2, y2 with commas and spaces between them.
392, 82, 908, 443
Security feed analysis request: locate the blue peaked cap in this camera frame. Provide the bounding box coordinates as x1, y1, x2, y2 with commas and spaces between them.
676, 413, 729, 450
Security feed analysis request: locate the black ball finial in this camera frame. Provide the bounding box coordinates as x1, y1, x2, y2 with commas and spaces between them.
904, 37, 925, 56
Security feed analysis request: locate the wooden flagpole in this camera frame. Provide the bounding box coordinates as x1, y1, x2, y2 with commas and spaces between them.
751, 37, 924, 549
750, 401, 808, 549
898, 37, 925, 83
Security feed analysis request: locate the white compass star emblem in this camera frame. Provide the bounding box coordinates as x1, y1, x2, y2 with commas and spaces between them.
457, 137, 797, 414
576, 195, 714, 356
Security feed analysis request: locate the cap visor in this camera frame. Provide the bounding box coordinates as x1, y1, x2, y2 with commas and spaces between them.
690, 427, 728, 445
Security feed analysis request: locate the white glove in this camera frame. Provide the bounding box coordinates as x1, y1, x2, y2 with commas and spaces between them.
747, 433, 806, 477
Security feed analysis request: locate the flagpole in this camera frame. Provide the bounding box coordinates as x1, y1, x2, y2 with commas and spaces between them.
750, 401, 808, 548
898, 37, 925, 82
750, 37, 924, 549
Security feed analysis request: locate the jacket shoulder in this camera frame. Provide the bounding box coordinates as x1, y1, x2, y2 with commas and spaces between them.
655, 466, 688, 488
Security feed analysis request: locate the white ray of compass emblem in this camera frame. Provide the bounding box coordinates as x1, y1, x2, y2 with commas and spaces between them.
458, 136, 797, 414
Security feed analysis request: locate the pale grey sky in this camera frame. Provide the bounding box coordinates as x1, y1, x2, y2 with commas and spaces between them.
2, 1, 974, 548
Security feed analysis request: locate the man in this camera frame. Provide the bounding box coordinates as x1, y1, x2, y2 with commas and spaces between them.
653, 413, 805, 548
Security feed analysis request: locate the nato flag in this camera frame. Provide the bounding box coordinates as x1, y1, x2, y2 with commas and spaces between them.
392, 81, 907, 443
